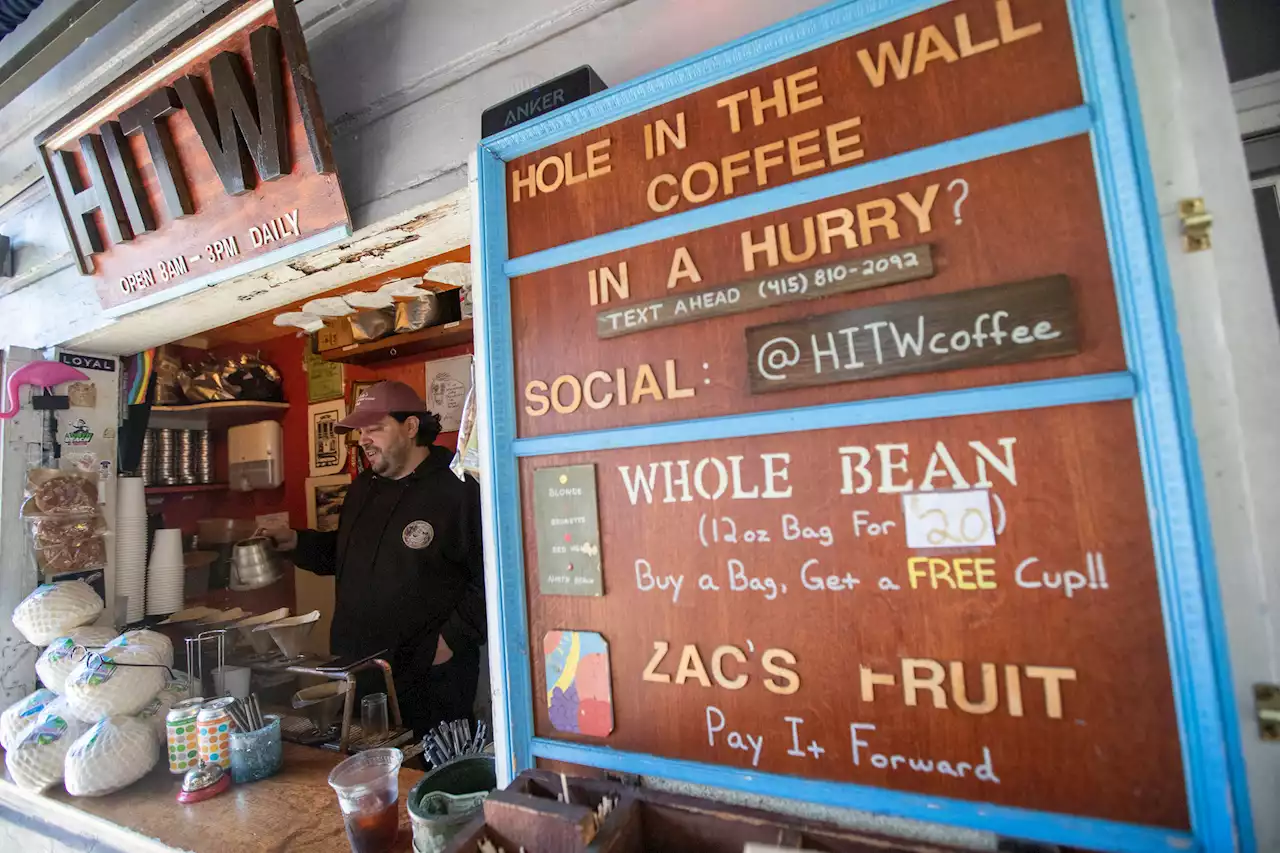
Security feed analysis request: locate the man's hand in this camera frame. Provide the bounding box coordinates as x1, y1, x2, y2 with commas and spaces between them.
433, 634, 453, 665
257, 524, 298, 552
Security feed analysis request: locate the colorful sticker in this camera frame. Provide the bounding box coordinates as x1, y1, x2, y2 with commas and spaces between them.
106, 631, 149, 653
24, 714, 68, 747
45, 637, 76, 662
544, 630, 614, 737
75, 655, 116, 686
17, 692, 54, 720
63, 418, 94, 447
29, 584, 56, 601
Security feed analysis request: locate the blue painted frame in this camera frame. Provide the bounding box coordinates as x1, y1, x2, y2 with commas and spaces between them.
473, 1, 1249, 851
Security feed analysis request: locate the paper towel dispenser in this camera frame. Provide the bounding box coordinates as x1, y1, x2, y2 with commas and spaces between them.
228, 420, 284, 491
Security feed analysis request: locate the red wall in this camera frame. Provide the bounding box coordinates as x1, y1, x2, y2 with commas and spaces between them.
150, 331, 474, 614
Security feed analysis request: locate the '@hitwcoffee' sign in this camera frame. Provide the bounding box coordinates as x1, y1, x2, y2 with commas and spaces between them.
36, 0, 350, 312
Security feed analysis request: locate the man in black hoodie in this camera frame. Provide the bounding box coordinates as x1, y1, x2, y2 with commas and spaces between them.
265, 380, 485, 737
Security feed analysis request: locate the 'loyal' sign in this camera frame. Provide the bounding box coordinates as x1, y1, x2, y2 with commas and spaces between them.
744, 276, 1079, 393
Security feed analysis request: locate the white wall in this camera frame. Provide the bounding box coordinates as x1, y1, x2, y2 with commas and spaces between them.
1124, 0, 1280, 849
0, 348, 40, 706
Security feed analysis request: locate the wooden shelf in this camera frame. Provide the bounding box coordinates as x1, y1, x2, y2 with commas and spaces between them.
145, 483, 228, 495
148, 400, 289, 429
320, 319, 473, 365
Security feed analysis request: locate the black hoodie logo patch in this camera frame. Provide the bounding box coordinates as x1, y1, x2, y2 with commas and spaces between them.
402, 520, 435, 549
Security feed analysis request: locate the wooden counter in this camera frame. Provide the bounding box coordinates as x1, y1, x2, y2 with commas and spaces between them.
0, 743, 423, 853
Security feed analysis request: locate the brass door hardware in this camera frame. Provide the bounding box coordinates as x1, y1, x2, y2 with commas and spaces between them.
1179, 197, 1213, 252
1254, 683, 1280, 740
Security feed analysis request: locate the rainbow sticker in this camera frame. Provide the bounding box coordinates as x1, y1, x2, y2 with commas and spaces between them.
127, 349, 155, 405
544, 630, 613, 737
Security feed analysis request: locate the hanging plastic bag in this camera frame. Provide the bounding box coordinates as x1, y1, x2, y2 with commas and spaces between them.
350, 309, 395, 342
394, 293, 445, 332
22, 469, 99, 518
29, 515, 108, 574
180, 357, 238, 403
153, 347, 185, 405
227, 353, 283, 401
451, 360, 480, 483
22, 470, 107, 575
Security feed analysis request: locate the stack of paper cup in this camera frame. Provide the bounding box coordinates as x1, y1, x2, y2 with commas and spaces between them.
116, 477, 149, 624
146, 529, 185, 616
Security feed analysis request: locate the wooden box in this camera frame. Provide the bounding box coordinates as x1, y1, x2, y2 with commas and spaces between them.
443, 771, 973, 853
313, 320, 355, 353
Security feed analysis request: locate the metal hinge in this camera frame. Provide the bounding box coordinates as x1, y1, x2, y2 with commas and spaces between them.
1255, 683, 1280, 740
1179, 197, 1213, 252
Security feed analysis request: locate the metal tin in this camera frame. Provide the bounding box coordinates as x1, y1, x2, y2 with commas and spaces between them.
154, 428, 177, 486
140, 430, 156, 485
177, 429, 197, 485
197, 697, 237, 769
165, 697, 205, 774
195, 430, 213, 484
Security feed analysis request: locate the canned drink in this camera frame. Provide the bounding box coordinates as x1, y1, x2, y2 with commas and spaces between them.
166, 697, 205, 774
197, 697, 237, 769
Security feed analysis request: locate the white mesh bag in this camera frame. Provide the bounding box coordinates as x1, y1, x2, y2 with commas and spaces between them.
12, 582, 104, 646
0, 689, 58, 752
158, 670, 192, 703
63, 648, 166, 721
36, 626, 119, 693
104, 629, 174, 667
5, 697, 89, 792
137, 693, 174, 745
135, 668, 194, 744
64, 716, 159, 796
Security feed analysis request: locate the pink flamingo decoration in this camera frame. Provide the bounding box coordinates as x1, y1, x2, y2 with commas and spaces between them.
0, 361, 90, 419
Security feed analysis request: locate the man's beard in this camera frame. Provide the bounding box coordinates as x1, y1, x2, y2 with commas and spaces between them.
370, 442, 408, 477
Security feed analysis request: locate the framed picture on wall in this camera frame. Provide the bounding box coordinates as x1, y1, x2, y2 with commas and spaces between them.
350, 380, 378, 409
346, 381, 379, 452
306, 474, 352, 532
308, 399, 347, 477
424, 354, 472, 432
305, 349, 345, 403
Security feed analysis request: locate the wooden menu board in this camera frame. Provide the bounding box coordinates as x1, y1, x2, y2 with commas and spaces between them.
505, 0, 1082, 257
521, 402, 1187, 827
512, 136, 1122, 438
492, 0, 1198, 837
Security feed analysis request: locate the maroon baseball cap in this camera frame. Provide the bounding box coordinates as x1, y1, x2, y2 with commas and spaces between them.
335, 380, 431, 433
